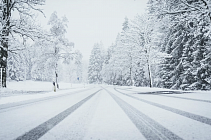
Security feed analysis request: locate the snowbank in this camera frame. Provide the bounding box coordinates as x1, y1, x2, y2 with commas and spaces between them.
0, 81, 87, 105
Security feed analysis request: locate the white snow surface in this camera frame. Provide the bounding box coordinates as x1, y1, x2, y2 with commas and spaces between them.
0, 81, 88, 105
0, 81, 211, 140
110, 87, 211, 140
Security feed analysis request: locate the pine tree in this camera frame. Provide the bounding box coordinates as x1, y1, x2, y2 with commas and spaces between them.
189, 27, 211, 90
88, 43, 103, 84
159, 23, 187, 89
74, 50, 83, 83
180, 37, 195, 90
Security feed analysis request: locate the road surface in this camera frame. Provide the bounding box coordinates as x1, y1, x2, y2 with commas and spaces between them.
0, 86, 211, 140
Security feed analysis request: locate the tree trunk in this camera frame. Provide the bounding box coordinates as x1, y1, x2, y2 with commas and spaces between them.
55, 71, 59, 88
0, 0, 11, 87
130, 67, 134, 86
129, 50, 133, 86
147, 59, 152, 88
28, 63, 32, 80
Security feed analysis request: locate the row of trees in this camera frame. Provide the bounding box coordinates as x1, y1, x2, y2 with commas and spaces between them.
0, 0, 84, 87
88, 0, 211, 90
149, 0, 211, 90
88, 15, 161, 87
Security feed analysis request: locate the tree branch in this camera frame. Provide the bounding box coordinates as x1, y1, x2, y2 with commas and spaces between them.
26, 1, 46, 18
161, 9, 197, 16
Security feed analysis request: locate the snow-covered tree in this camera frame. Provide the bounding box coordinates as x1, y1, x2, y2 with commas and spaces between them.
121, 14, 163, 87
102, 15, 162, 87
74, 50, 83, 83
148, 0, 211, 90
101, 43, 115, 84
0, 0, 46, 87
88, 43, 104, 84
32, 12, 74, 88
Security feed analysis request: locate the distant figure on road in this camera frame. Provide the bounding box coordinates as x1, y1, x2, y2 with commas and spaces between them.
53, 81, 56, 92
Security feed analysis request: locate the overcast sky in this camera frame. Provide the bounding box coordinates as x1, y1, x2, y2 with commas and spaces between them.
38, 0, 149, 61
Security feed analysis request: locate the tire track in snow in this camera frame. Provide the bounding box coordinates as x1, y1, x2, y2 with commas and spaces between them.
117, 88, 211, 103
40, 90, 101, 140
115, 88, 211, 126
105, 88, 183, 140
157, 94, 211, 103
0, 88, 94, 112
15, 89, 101, 140
116, 88, 183, 94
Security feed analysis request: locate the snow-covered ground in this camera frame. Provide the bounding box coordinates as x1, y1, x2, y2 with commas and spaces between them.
0, 81, 88, 105
111, 87, 211, 140
0, 81, 211, 140
1, 80, 86, 94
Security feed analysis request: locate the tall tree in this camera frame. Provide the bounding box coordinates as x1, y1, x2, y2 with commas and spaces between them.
43, 11, 74, 88
0, 0, 45, 87
74, 50, 83, 83
88, 43, 103, 84
148, 0, 211, 90
123, 14, 160, 87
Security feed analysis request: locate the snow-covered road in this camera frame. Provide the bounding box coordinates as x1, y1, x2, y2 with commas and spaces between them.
0, 86, 211, 140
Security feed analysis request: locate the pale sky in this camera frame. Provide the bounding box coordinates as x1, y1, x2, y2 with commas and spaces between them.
38, 0, 149, 61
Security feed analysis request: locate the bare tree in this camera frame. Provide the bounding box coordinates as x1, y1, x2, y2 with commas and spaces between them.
44, 12, 74, 88
0, 0, 45, 87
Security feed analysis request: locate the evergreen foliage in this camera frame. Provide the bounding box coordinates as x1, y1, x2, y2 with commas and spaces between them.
88, 43, 103, 84
149, 0, 211, 90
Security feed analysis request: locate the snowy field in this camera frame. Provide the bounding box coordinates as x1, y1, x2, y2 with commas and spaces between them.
0, 81, 89, 104
0, 81, 211, 140
0, 80, 86, 94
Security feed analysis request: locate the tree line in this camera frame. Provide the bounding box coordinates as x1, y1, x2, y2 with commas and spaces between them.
88, 0, 211, 90
0, 0, 84, 88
